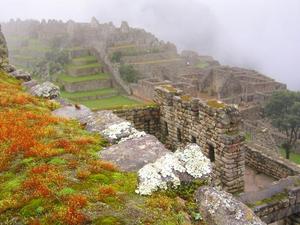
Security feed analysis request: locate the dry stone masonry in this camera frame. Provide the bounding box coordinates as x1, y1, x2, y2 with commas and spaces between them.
154, 85, 245, 193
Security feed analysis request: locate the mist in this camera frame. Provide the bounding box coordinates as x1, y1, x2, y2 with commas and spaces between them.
1, 0, 299, 90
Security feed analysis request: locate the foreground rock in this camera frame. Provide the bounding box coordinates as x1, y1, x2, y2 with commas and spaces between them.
53, 107, 171, 173
53, 104, 93, 121
100, 134, 169, 172
196, 186, 266, 225
30, 81, 60, 99
10, 69, 31, 81
136, 144, 212, 195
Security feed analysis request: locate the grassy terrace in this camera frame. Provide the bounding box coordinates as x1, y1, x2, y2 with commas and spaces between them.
129, 58, 182, 65
72, 56, 98, 64
280, 148, 300, 164
108, 44, 136, 50
58, 73, 110, 83
61, 88, 118, 99
196, 61, 209, 69
80, 95, 145, 110
67, 63, 102, 70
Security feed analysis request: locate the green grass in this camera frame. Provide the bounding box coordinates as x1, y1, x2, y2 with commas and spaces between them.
196, 61, 209, 69
58, 73, 110, 83
80, 95, 145, 110
72, 56, 97, 64
67, 62, 101, 70
279, 148, 300, 164
61, 88, 118, 99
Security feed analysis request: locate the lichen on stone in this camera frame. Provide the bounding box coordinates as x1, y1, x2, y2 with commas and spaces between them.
136, 143, 212, 195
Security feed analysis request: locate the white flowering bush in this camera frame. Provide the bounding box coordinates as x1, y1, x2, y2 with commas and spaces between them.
136, 144, 212, 195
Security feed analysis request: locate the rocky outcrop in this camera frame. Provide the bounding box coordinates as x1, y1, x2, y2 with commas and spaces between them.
10, 69, 32, 81
0, 24, 9, 67
30, 81, 60, 99
100, 134, 169, 172
53, 107, 171, 174
136, 144, 212, 195
196, 186, 266, 225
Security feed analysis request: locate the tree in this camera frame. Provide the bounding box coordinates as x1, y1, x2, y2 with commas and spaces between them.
265, 90, 300, 159
119, 64, 139, 83
111, 51, 122, 63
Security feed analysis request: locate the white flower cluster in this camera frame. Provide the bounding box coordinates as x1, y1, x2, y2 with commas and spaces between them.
136, 144, 212, 195
30, 81, 60, 99
102, 121, 146, 143
119, 130, 146, 143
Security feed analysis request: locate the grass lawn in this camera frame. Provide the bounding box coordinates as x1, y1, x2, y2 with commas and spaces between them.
279, 148, 300, 164
72, 56, 98, 64
58, 73, 110, 83
61, 88, 118, 99
67, 62, 102, 70
79, 95, 145, 110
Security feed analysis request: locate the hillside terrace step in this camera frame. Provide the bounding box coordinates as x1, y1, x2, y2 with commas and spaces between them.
72, 56, 98, 66
61, 88, 119, 101
58, 73, 110, 83
66, 63, 103, 77
63, 78, 113, 93
69, 48, 90, 58
128, 58, 182, 65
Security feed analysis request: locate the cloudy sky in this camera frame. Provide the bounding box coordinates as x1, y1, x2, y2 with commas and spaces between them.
1, 0, 300, 90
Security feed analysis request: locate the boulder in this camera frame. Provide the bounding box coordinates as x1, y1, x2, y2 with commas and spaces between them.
10, 69, 32, 82
23, 80, 38, 89
100, 134, 169, 172
136, 144, 212, 195
52, 105, 93, 122
30, 81, 60, 99
196, 186, 266, 225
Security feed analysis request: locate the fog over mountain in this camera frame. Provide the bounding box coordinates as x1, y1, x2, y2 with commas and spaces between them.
1, 0, 299, 90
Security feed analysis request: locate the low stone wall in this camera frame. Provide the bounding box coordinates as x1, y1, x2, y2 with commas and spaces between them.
113, 105, 161, 138
239, 176, 300, 224
63, 79, 112, 92
245, 144, 300, 180
131, 79, 172, 101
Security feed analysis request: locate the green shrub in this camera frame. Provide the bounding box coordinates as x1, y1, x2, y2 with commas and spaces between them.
111, 51, 122, 63
119, 64, 139, 83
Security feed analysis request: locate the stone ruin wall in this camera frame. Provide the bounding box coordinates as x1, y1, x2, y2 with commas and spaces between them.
239, 175, 300, 224
113, 106, 161, 138
154, 85, 245, 193
130, 79, 172, 101
245, 145, 300, 180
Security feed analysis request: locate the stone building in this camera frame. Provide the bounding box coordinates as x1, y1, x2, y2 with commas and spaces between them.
154, 85, 245, 193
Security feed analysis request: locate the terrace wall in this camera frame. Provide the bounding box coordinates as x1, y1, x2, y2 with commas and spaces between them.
113, 106, 161, 138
